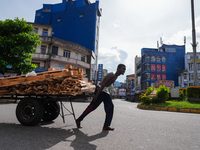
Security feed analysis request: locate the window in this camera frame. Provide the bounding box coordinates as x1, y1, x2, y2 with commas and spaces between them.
162, 56, 166, 63
143, 81, 150, 89
189, 73, 194, 80
42, 29, 48, 36
151, 73, 156, 80
151, 55, 156, 62
145, 73, 150, 80
52, 46, 58, 55
43, 8, 51, 12
75, 53, 78, 59
189, 83, 194, 86
157, 74, 161, 80
33, 28, 38, 33
63, 50, 70, 58
81, 55, 85, 62
57, 18, 61, 22
184, 74, 187, 80
157, 64, 161, 72
41, 45, 47, 54
198, 73, 200, 79
144, 55, 150, 62
162, 65, 166, 72
157, 55, 161, 62
151, 64, 156, 71
144, 63, 150, 71
189, 64, 193, 71
162, 74, 166, 80
79, 13, 84, 18
198, 64, 200, 71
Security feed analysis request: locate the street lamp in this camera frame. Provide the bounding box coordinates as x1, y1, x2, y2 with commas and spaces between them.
191, 0, 198, 86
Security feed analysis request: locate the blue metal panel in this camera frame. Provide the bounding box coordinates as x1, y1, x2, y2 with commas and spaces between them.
34, 1, 100, 53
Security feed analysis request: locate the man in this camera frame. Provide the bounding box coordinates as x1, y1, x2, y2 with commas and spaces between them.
76, 64, 126, 131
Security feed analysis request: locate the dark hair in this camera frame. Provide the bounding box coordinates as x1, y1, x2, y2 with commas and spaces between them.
117, 64, 126, 69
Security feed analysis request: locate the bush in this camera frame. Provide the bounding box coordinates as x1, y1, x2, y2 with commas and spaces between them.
146, 87, 154, 95
187, 86, 200, 102
139, 87, 155, 104
140, 93, 151, 104
179, 89, 186, 101
155, 85, 170, 103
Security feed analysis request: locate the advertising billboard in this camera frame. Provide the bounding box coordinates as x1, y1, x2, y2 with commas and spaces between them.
97, 64, 103, 81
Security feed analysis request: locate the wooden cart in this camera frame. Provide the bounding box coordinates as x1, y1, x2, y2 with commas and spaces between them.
0, 65, 95, 126
0, 94, 91, 126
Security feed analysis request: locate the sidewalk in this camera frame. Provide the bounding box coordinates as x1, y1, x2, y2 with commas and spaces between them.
137, 104, 200, 114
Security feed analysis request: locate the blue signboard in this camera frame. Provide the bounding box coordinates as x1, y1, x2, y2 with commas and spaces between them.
131, 79, 134, 93
97, 64, 103, 81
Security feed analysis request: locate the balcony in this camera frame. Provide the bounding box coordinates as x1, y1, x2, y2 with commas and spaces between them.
40, 36, 52, 43
32, 53, 49, 60
51, 55, 90, 69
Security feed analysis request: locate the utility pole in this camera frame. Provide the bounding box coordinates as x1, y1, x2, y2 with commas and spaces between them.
191, 0, 198, 86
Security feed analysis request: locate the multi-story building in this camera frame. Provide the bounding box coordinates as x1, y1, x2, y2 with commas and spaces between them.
30, 22, 93, 81
141, 44, 185, 90
34, 0, 102, 81
134, 55, 141, 91
179, 52, 200, 87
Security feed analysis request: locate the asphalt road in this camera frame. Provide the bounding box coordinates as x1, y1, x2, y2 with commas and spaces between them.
0, 99, 200, 150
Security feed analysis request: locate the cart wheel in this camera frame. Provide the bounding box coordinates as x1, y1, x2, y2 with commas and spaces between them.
42, 101, 60, 122
16, 99, 44, 126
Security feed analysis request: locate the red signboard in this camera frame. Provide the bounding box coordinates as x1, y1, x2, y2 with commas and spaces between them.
162, 74, 166, 80
157, 73, 161, 80
162, 65, 166, 72
155, 80, 174, 88
151, 73, 156, 80
157, 64, 161, 72
151, 64, 156, 71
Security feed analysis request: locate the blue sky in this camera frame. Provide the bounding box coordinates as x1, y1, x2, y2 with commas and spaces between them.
1, 0, 200, 82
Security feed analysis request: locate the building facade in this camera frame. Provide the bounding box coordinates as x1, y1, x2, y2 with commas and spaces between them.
141, 44, 185, 90
34, 0, 101, 81
178, 52, 200, 87
30, 23, 93, 81
134, 55, 141, 91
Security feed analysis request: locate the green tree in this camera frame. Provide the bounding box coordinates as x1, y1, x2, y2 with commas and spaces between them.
0, 18, 41, 75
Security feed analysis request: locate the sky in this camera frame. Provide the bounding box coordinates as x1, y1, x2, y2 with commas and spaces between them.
1, 0, 200, 82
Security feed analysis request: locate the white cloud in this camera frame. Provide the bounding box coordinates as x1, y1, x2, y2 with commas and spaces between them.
112, 19, 120, 28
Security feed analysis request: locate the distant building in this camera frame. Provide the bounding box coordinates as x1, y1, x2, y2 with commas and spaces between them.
134, 55, 141, 91
30, 22, 93, 81
178, 52, 200, 87
141, 44, 185, 90
34, 0, 102, 81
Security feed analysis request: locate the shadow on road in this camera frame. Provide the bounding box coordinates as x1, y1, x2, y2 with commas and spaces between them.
0, 123, 73, 150
70, 128, 109, 150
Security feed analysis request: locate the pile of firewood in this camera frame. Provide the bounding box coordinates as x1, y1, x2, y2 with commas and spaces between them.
0, 65, 95, 96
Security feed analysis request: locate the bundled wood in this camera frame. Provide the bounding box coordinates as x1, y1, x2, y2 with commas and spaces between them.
0, 65, 95, 96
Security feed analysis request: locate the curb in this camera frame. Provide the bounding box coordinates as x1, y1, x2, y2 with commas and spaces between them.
137, 104, 200, 114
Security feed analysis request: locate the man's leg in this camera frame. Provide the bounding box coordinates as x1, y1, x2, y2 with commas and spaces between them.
102, 93, 114, 130
76, 92, 104, 127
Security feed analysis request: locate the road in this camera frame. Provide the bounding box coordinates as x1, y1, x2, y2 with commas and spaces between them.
0, 99, 200, 150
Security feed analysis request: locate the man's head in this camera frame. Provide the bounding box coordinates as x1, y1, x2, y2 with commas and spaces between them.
117, 64, 126, 75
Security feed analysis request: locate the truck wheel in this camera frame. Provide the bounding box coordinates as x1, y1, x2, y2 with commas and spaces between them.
16, 99, 44, 126
42, 101, 60, 122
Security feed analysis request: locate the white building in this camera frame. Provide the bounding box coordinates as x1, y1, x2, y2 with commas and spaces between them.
29, 22, 94, 81
134, 55, 141, 91
179, 52, 200, 87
